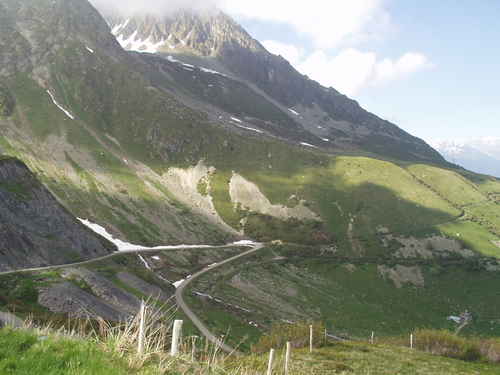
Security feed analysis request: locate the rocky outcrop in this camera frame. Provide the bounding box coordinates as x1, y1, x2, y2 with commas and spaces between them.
229, 173, 320, 221
38, 282, 128, 321
378, 265, 425, 288
62, 268, 141, 315
117, 272, 173, 302
0, 158, 115, 271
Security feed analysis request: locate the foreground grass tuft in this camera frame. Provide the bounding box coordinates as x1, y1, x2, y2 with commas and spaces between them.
0, 328, 131, 375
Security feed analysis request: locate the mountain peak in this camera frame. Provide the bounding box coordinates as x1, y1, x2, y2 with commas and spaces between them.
107, 8, 264, 56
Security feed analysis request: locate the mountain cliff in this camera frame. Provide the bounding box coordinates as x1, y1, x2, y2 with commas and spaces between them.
0, 157, 115, 271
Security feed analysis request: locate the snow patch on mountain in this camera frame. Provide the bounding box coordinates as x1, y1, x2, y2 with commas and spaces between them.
235, 124, 263, 134
200, 67, 227, 77
429, 137, 500, 177
300, 142, 318, 148
46, 90, 75, 120
78, 218, 213, 251
115, 30, 166, 53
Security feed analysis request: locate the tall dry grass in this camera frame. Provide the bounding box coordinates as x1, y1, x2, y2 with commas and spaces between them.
251, 321, 326, 353
412, 329, 481, 362
21, 298, 253, 374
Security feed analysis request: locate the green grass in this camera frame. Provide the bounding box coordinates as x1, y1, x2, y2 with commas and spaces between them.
184, 293, 261, 352
232, 341, 500, 374
407, 164, 486, 206
0, 272, 59, 316
6, 70, 498, 254
8, 74, 67, 139
187, 245, 500, 343
0, 328, 133, 375
438, 220, 500, 257
3, 326, 500, 375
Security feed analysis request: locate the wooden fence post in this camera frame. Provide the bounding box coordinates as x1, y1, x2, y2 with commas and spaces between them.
171, 320, 183, 356
191, 336, 197, 362
309, 325, 313, 353
137, 300, 146, 355
284, 342, 291, 375
371, 331, 375, 345
267, 348, 275, 375
410, 333, 414, 349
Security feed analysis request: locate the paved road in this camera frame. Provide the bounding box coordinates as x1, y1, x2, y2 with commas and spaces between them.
175, 243, 265, 354
0, 244, 246, 277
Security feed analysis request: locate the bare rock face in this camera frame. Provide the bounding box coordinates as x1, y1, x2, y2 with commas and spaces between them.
108, 9, 264, 57
0, 158, 115, 271
117, 272, 173, 302
62, 268, 141, 315
38, 282, 128, 321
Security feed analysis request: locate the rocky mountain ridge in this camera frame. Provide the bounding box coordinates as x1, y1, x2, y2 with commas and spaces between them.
107, 9, 263, 57
106, 8, 444, 163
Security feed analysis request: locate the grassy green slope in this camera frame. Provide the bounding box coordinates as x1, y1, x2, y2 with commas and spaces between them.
0, 329, 133, 375
235, 342, 500, 375
187, 244, 500, 344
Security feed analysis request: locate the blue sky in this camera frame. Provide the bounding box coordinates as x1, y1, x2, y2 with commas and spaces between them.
223, 0, 500, 141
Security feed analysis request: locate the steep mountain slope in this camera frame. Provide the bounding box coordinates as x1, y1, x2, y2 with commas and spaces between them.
0, 157, 114, 271
107, 9, 444, 163
0, 0, 499, 346
0, 0, 497, 255
430, 138, 500, 178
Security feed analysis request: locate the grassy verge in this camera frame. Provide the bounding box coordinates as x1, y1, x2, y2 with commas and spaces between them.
2, 324, 500, 374
0, 328, 132, 375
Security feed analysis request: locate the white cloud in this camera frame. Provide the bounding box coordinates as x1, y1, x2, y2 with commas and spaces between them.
91, 0, 430, 96
91, 0, 389, 49
218, 0, 388, 48
264, 42, 431, 96
262, 40, 303, 66
299, 49, 377, 96
89, 0, 215, 15
374, 53, 432, 84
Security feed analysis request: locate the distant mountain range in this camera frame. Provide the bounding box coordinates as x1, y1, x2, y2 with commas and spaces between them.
429, 138, 500, 177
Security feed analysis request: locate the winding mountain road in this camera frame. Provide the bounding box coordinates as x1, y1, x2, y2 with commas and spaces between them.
175, 242, 264, 354
0, 241, 265, 354
0, 243, 248, 277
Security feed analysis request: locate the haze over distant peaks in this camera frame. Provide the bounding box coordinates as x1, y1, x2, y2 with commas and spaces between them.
430, 137, 500, 177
